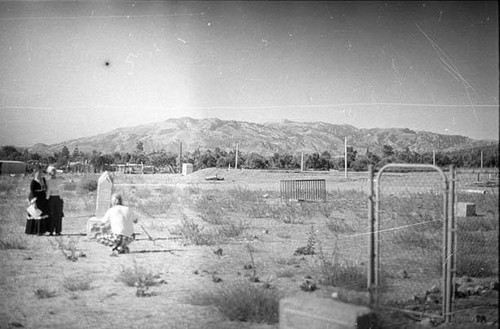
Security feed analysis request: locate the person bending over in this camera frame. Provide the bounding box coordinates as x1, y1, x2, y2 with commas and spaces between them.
96, 193, 138, 256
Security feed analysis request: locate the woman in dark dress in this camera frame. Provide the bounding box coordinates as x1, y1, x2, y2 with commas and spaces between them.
25, 168, 50, 235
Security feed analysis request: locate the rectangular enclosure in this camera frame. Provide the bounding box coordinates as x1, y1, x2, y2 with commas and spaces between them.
280, 179, 326, 202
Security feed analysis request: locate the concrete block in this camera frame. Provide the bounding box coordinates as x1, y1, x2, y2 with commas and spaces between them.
279, 296, 376, 329
86, 217, 104, 239
182, 163, 193, 176
455, 202, 476, 217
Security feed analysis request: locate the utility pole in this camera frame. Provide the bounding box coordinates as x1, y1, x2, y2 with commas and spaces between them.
235, 142, 239, 169
301, 152, 304, 172
345, 137, 348, 178
433, 150, 436, 166
178, 142, 182, 174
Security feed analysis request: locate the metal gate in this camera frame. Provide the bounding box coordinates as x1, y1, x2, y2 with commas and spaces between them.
368, 164, 455, 322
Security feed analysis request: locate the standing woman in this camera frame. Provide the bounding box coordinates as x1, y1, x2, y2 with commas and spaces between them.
25, 167, 50, 235
46, 167, 64, 236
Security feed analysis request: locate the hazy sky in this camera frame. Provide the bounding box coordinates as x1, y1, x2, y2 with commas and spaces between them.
0, 1, 498, 147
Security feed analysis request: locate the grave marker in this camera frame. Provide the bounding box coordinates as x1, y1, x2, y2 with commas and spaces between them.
280, 296, 376, 329
182, 163, 193, 176
86, 171, 114, 238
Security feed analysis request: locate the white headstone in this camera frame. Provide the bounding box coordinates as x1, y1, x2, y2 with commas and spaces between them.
95, 171, 114, 218
87, 171, 114, 239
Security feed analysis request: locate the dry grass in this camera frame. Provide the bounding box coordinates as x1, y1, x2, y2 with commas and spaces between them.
187, 280, 281, 324
63, 275, 92, 292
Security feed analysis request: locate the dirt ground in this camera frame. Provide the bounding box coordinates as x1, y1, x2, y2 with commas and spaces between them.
0, 169, 497, 329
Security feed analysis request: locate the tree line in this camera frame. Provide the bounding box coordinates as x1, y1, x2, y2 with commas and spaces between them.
0, 142, 498, 173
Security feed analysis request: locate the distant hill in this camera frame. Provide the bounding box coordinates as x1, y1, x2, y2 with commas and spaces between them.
28, 117, 497, 156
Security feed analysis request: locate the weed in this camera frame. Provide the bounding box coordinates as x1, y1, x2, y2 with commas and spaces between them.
116, 259, 164, 296
316, 242, 367, 292
50, 237, 84, 261
392, 229, 441, 252
63, 275, 92, 292
196, 194, 230, 225
175, 214, 215, 245
275, 268, 295, 278
136, 197, 173, 217
188, 281, 281, 324
455, 253, 496, 278
63, 181, 77, 191
79, 176, 98, 192
0, 234, 27, 250
275, 257, 301, 266
35, 288, 56, 299
325, 216, 359, 234
216, 219, 248, 239
294, 225, 316, 256
246, 243, 258, 280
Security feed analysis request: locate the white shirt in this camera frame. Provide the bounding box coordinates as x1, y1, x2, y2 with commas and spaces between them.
101, 205, 137, 237
46, 176, 61, 197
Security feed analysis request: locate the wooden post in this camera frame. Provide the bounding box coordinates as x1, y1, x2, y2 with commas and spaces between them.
433, 150, 436, 166
301, 153, 304, 172
368, 165, 375, 306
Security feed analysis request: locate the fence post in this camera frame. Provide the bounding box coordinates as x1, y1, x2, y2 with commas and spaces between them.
445, 165, 456, 323
442, 171, 449, 321
368, 165, 375, 306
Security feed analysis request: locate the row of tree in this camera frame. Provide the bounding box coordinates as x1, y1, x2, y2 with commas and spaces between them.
1, 143, 498, 173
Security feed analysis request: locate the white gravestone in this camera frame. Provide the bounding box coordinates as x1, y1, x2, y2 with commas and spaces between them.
182, 163, 193, 176
86, 172, 114, 239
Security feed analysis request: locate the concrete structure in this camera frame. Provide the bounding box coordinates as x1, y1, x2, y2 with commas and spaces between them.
182, 163, 193, 176
455, 202, 476, 217
280, 296, 376, 329
0, 160, 27, 175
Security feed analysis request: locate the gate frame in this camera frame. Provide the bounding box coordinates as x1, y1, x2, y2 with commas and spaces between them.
367, 164, 455, 323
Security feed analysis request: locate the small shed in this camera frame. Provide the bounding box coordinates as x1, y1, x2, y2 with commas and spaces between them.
0, 160, 27, 175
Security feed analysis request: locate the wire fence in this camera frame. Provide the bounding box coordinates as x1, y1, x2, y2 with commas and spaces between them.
452, 168, 499, 321
367, 165, 499, 325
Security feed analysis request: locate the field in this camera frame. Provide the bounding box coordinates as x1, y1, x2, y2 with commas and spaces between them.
0, 168, 498, 329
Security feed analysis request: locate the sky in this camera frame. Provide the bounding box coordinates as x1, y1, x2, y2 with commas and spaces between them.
0, 1, 498, 147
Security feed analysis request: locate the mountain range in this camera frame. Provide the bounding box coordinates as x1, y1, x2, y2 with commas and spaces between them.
29, 117, 496, 157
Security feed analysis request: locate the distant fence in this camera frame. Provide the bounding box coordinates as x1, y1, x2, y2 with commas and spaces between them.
280, 179, 326, 202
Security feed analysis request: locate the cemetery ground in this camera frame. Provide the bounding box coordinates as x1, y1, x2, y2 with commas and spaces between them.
0, 169, 498, 329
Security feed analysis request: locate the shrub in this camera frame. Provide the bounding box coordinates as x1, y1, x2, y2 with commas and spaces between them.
35, 288, 56, 299
63, 275, 92, 291
316, 244, 367, 292
188, 281, 281, 324
216, 219, 248, 239
79, 176, 98, 192
136, 197, 173, 217
63, 181, 77, 191
0, 235, 27, 250
175, 214, 216, 246
325, 217, 358, 234
116, 260, 163, 288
